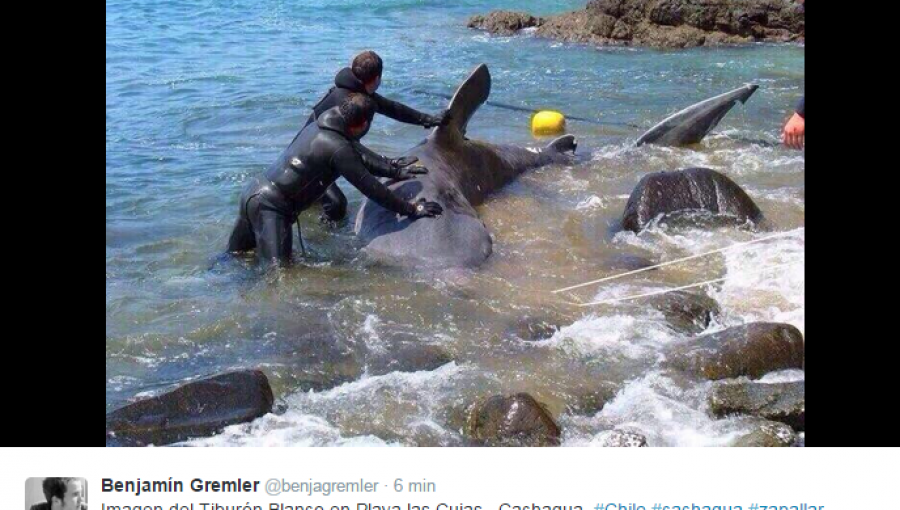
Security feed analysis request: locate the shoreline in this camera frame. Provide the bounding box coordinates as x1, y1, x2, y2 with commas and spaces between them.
468, 1, 804, 50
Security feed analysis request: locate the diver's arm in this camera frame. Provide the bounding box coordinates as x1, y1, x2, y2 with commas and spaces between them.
372, 93, 432, 126
332, 145, 415, 216
351, 141, 400, 179
795, 96, 805, 118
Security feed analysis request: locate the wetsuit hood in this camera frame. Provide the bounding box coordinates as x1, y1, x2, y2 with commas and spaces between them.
317, 106, 359, 140
335, 67, 367, 93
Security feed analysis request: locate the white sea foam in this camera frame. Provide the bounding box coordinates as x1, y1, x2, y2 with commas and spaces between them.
183, 363, 466, 447
562, 373, 748, 447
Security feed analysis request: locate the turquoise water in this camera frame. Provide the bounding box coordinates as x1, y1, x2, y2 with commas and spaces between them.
106, 0, 805, 446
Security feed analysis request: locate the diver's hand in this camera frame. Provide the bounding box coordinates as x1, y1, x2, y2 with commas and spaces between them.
408, 198, 443, 219
422, 109, 451, 129
391, 156, 419, 168
782, 112, 805, 150
395, 166, 428, 181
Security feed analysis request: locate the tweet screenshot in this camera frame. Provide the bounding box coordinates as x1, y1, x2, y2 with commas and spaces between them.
83, 0, 893, 508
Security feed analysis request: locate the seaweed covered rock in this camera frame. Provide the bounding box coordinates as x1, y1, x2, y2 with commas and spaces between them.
106, 370, 274, 446
466, 393, 561, 447
665, 322, 804, 380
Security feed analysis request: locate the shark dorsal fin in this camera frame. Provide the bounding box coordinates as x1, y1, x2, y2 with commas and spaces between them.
431, 64, 491, 146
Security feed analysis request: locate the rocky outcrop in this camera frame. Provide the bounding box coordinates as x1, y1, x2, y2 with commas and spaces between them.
468, 1, 804, 49
465, 393, 561, 446
106, 370, 274, 446
665, 322, 804, 380
710, 380, 805, 430
467, 11, 543, 35
622, 168, 763, 232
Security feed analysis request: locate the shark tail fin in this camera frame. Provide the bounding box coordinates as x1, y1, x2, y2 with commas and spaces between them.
738, 84, 760, 104
545, 134, 577, 154
432, 64, 491, 145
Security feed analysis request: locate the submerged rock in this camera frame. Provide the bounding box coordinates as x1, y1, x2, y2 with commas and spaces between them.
599, 429, 649, 447
648, 290, 720, 335
710, 380, 805, 430
467, 11, 543, 35
465, 393, 561, 447
665, 322, 804, 380
622, 168, 763, 232
469, 0, 804, 48
366, 342, 454, 376
606, 254, 657, 272
732, 420, 797, 447
106, 370, 274, 447
279, 335, 364, 393
509, 317, 561, 342
566, 381, 620, 416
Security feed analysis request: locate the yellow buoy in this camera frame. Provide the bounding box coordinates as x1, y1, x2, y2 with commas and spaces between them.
531, 110, 566, 136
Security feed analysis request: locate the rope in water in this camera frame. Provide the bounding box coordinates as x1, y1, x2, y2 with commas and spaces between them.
414, 89, 640, 128
573, 260, 802, 307
552, 228, 805, 294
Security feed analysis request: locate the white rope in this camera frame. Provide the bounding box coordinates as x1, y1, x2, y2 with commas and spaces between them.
575, 260, 801, 307
552, 228, 804, 294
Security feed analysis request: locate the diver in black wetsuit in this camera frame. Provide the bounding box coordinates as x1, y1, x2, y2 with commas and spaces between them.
227, 94, 443, 265
306, 50, 450, 222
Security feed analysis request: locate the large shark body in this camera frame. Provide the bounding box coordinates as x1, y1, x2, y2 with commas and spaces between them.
354, 64, 576, 270
636, 84, 759, 147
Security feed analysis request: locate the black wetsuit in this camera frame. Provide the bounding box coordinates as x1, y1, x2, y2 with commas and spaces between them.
796, 97, 805, 118
228, 107, 415, 264
306, 67, 436, 221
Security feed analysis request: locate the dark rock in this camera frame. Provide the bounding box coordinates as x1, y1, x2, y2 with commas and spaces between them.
467, 11, 542, 35
106, 370, 274, 446
732, 420, 796, 447
709, 380, 805, 430
600, 429, 649, 447
466, 393, 561, 447
471, 0, 803, 49
622, 168, 763, 232
665, 322, 804, 380
648, 290, 720, 334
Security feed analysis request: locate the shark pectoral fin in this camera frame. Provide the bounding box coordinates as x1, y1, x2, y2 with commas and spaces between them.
432, 64, 491, 146
545, 134, 577, 154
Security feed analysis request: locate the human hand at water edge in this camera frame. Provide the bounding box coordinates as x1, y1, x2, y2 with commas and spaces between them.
783, 112, 804, 150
